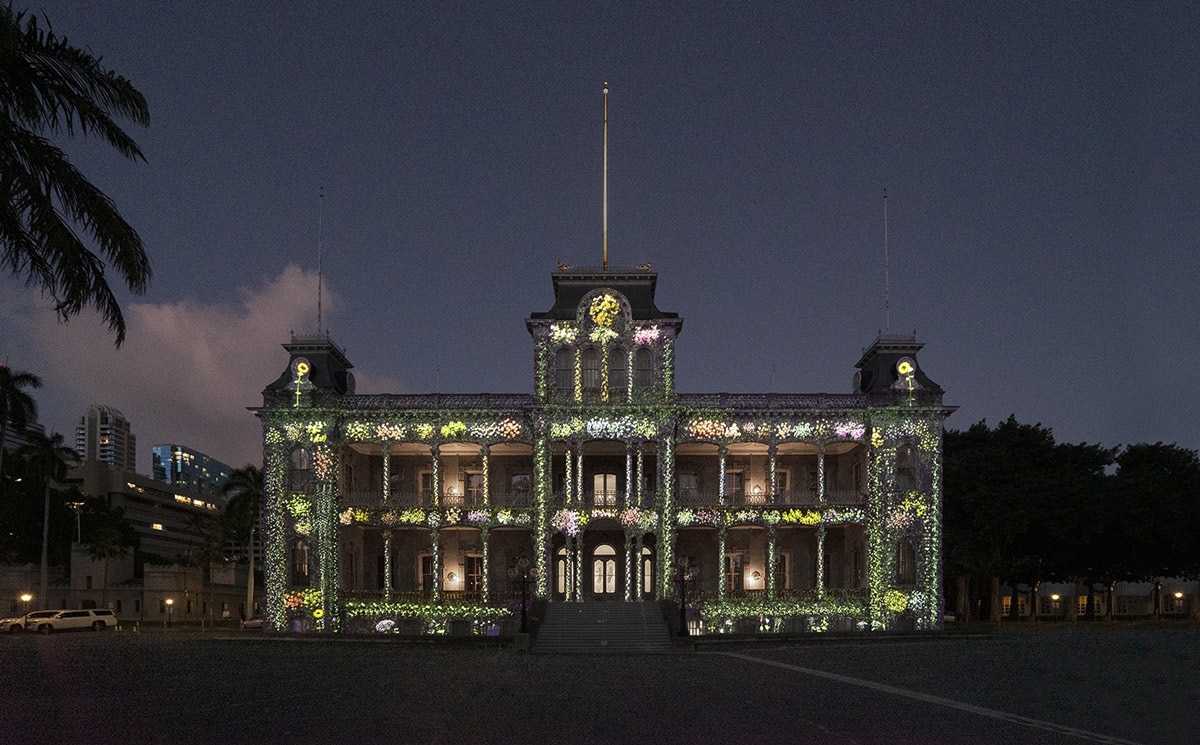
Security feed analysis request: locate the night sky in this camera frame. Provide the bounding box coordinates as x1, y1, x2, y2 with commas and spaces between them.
2, 1, 1197, 474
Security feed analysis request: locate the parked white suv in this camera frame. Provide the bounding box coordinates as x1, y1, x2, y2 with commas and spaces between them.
8, 610, 60, 632
34, 609, 119, 633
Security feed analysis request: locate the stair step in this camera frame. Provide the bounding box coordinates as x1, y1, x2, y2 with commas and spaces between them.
533, 602, 674, 654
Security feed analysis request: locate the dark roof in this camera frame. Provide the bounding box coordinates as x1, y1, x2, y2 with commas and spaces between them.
528, 267, 680, 322
854, 334, 942, 393
264, 334, 355, 395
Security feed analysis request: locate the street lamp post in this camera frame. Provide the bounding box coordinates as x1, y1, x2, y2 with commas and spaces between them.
165, 598, 174, 630
20, 593, 32, 619
676, 561, 694, 637
507, 557, 535, 634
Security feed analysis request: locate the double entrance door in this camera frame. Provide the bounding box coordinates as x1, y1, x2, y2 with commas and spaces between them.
554, 532, 655, 601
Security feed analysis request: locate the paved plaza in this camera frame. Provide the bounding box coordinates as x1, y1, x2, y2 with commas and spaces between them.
0, 624, 1194, 744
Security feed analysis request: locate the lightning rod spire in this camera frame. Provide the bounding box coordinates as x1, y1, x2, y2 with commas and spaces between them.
318, 187, 325, 334
602, 82, 609, 272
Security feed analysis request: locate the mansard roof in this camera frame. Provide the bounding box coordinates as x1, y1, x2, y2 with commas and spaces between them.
528, 267, 680, 322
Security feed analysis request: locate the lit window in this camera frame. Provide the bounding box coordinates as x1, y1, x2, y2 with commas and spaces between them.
152, 523, 163, 531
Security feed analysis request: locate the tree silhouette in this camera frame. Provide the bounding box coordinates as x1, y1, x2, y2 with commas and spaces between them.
1, 5, 151, 346
0, 364, 40, 493
82, 499, 137, 606
222, 465, 262, 619
17, 429, 77, 609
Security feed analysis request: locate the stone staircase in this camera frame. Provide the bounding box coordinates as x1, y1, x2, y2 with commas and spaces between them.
533, 601, 675, 654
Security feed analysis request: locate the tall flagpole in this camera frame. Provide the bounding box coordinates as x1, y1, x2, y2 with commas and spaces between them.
317, 187, 324, 334
883, 190, 890, 333
602, 82, 609, 272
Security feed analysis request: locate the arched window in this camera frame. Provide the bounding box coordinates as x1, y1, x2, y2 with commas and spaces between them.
642, 546, 654, 596
556, 546, 575, 596
896, 444, 918, 491
593, 544, 617, 595
896, 539, 916, 584
634, 348, 653, 389
292, 539, 311, 586
581, 349, 601, 391
554, 348, 573, 392
289, 447, 310, 492
608, 347, 628, 397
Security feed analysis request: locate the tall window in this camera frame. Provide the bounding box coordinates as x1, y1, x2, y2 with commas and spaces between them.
634, 348, 653, 389
642, 547, 654, 596
465, 554, 483, 592
582, 349, 601, 391
465, 472, 485, 503
678, 472, 699, 500
593, 544, 617, 595
775, 470, 790, 500
288, 447, 310, 492
509, 474, 531, 503
896, 444, 918, 491
593, 473, 618, 506
608, 347, 628, 397
420, 555, 435, 593
724, 553, 744, 593
896, 540, 916, 584
556, 547, 575, 596
724, 470, 744, 497
554, 348, 573, 392
774, 552, 790, 590
292, 539, 310, 586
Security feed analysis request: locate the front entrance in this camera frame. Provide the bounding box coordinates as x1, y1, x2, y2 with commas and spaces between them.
551, 530, 657, 602
591, 544, 619, 599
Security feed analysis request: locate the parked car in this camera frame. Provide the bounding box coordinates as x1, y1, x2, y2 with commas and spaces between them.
3, 610, 60, 632
241, 617, 263, 630
33, 609, 119, 634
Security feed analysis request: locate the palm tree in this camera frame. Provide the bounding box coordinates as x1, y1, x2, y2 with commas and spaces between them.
0, 364, 40, 491
17, 430, 77, 609
222, 465, 263, 619
1, 6, 151, 347
82, 500, 137, 607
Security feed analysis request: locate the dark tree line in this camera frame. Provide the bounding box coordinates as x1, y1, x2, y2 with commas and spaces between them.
944, 416, 1200, 621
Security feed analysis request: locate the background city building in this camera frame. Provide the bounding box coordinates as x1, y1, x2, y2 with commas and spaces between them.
63, 459, 222, 562
151, 444, 233, 498
74, 404, 136, 472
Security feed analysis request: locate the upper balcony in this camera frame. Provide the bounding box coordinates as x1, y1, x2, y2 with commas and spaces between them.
339, 490, 533, 510
675, 489, 866, 507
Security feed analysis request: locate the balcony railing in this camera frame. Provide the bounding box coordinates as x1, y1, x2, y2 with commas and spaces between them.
339, 491, 533, 509
342, 489, 865, 510
675, 490, 865, 507
551, 491, 655, 508
342, 589, 531, 607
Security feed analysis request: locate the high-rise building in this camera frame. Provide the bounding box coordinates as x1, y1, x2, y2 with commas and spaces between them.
151, 444, 234, 498
74, 404, 136, 472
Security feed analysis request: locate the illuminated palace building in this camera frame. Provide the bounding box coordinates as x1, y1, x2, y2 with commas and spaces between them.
258, 267, 952, 635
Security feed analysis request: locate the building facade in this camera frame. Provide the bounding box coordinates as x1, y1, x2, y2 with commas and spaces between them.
64, 459, 223, 563
257, 268, 951, 634
152, 444, 234, 498
74, 404, 136, 472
